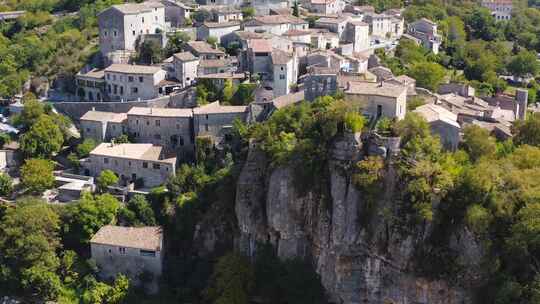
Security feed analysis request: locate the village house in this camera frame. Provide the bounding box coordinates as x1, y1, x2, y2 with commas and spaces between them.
196, 21, 242, 44
481, 0, 513, 20
76, 68, 106, 101
198, 58, 236, 75
90, 225, 163, 293
83, 143, 176, 188
205, 6, 243, 23
196, 72, 246, 89
185, 41, 226, 60
156, 0, 195, 28
173, 51, 199, 88
407, 18, 442, 54
385, 74, 417, 96
195, 0, 242, 7
127, 107, 194, 158
244, 15, 309, 36
344, 81, 407, 120
104, 64, 169, 101
309, 0, 344, 15
362, 12, 404, 38
80, 110, 128, 143
98, 2, 166, 57
271, 48, 298, 97
346, 21, 370, 52
314, 16, 351, 41
413, 103, 461, 150
193, 101, 247, 144
310, 30, 340, 49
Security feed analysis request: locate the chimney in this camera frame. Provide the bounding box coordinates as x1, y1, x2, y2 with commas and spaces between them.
516, 88, 528, 120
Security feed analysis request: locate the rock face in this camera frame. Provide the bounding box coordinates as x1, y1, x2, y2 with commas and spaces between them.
234, 133, 479, 304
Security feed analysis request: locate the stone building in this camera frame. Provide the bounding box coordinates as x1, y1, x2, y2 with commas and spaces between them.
185, 41, 226, 59
90, 225, 163, 293
309, 0, 344, 15
104, 64, 168, 101
98, 2, 166, 56
80, 110, 128, 143
244, 15, 309, 36
414, 103, 460, 150
193, 101, 247, 144
363, 12, 403, 38
83, 143, 176, 188
344, 81, 407, 120
304, 67, 339, 101
173, 52, 199, 88
407, 18, 442, 54
314, 16, 350, 41
76, 68, 106, 102
271, 49, 298, 97
196, 21, 242, 44
481, 0, 513, 20
127, 107, 194, 159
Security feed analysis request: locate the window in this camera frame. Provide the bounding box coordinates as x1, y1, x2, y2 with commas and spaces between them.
205, 114, 209, 120
280, 66, 284, 71
132, 87, 138, 93
140, 250, 156, 257
136, 120, 139, 125
128, 161, 131, 167
153, 163, 161, 169
205, 124, 209, 131
107, 84, 111, 93
104, 158, 109, 164
139, 76, 144, 83
146, 120, 150, 126
279, 74, 285, 80
86, 128, 90, 132
113, 75, 117, 81
113, 30, 117, 37
128, 76, 134, 82
142, 17, 145, 23
104, 31, 108, 36
155, 120, 160, 126
180, 137, 184, 146
107, 74, 110, 80
132, 30, 136, 36
120, 86, 124, 95
143, 162, 148, 168
119, 247, 126, 254
154, 134, 161, 140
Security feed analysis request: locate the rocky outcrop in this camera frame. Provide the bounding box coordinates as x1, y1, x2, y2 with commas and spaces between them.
234, 133, 480, 304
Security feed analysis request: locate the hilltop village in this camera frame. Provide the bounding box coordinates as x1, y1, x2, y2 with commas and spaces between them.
1, 0, 540, 302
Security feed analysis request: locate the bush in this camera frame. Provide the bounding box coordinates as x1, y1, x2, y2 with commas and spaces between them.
0, 173, 13, 196
20, 158, 54, 193
96, 170, 118, 192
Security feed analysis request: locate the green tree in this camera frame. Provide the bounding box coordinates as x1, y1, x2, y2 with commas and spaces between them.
222, 79, 236, 104
20, 158, 54, 193
204, 252, 255, 304
17, 97, 44, 130
292, 0, 299, 17
164, 31, 191, 57
513, 113, 540, 147
0, 173, 13, 196
62, 193, 121, 246
507, 50, 540, 80
82, 274, 130, 304
97, 169, 118, 192
119, 194, 156, 226
76, 138, 96, 158
394, 112, 431, 146
136, 40, 162, 64
242, 7, 256, 19
196, 84, 209, 105
20, 115, 64, 158
206, 36, 218, 48
0, 198, 61, 300
407, 61, 446, 91
461, 125, 497, 162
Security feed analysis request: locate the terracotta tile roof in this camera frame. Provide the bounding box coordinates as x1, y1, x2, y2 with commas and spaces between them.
199, 59, 231, 68
248, 39, 272, 53
77, 68, 105, 80
345, 81, 407, 98
272, 90, 305, 109
282, 29, 312, 36
249, 15, 308, 25
105, 64, 163, 75
193, 101, 247, 114
316, 16, 350, 24
233, 31, 265, 40
271, 48, 293, 65
127, 106, 193, 117
202, 21, 241, 28
311, 0, 336, 4
107, 2, 164, 15
90, 143, 173, 162
187, 41, 225, 55
173, 51, 198, 62
414, 104, 460, 128
91, 225, 162, 251
80, 111, 127, 123
197, 72, 246, 79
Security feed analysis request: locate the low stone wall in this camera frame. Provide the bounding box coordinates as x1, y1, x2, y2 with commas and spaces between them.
53, 96, 170, 121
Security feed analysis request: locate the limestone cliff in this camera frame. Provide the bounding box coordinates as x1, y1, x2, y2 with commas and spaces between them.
233, 133, 483, 304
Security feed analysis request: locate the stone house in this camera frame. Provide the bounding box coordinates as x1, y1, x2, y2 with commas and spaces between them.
304, 67, 339, 101
90, 225, 163, 293
344, 81, 407, 120
208, 7, 243, 23
83, 143, 176, 188
193, 101, 247, 144
310, 31, 340, 49
195, 0, 242, 7
173, 51, 199, 88
98, 2, 166, 56
385, 74, 416, 96
185, 41, 226, 60
196, 72, 246, 89
157, 0, 195, 28
346, 21, 370, 52
244, 15, 309, 36
198, 58, 235, 75
76, 68, 106, 102
271, 49, 298, 97
196, 21, 242, 44
363, 12, 403, 38
80, 110, 128, 143
407, 18, 442, 54
104, 64, 168, 101
282, 29, 312, 44
127, 107, 194, 159
245, 39, 273, 80
414, 103, 460, 150
481, 0, 512, 20
309, 0, 343, 15
314, 16, 350, 41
